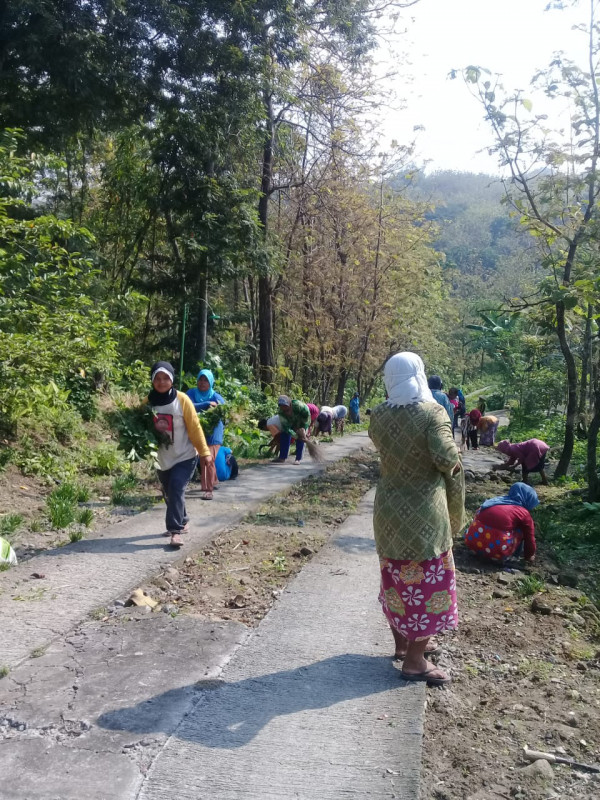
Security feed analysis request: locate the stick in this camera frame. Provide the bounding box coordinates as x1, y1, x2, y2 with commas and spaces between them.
523, 746, 600, 773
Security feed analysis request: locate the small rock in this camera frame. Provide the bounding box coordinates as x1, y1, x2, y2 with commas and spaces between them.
576, 661, 588, 672
228, 594, 246, 609
493, 589, 511, 599
164, 567, 179, 579
566, 689, 581, 701
519, 759, 554, 783
497, 574, 514, 585
571, 612, 586, 626
300, 546, 314, 557
566, 712, 579, 727
162, 604, 178, 615
531, 596, 552, 615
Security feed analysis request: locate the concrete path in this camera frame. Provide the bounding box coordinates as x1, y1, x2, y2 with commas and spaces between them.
0, 432, 370, 669
0, 491, 424, 800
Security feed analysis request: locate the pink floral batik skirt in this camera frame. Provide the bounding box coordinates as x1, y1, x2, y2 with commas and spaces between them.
378, 550, 459, 641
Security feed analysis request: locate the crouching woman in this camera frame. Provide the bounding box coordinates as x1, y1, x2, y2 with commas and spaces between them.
465, 482, 538, 564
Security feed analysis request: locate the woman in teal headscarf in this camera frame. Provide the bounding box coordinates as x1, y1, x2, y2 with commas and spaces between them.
187, 369, 225, 499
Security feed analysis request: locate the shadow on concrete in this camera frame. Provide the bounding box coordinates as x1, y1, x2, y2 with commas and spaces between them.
42, 532, 172, 556
333, 535, 376, 553
97, 653, 405, 748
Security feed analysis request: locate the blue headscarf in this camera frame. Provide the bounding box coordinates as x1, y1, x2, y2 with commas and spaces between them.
480, 482, 539, 511
195, 369, 215, 402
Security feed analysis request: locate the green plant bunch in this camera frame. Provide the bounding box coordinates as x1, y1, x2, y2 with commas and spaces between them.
198, 403, 230, 435
110, 403, 169, 463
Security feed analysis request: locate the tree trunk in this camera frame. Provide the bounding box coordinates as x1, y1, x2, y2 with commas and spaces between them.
257, 89, 275, 389
578, 303, 593, 437
554, 301, 578, 478
336, 368, 348, 406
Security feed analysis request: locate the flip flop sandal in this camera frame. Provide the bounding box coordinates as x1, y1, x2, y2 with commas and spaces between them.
169, 533, 184, 548
400, 667, 451, 687
201, 492, 213, 500
163, 523, 189, 537
394, 643, 442, 661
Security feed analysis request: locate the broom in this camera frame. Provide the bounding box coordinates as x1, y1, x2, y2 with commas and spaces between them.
304, 437, 325, 463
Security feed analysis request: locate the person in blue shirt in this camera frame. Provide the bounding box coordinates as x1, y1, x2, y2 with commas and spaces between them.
187, 369, 225, 499
427, 375, 454, 424
349, 391, 360, 424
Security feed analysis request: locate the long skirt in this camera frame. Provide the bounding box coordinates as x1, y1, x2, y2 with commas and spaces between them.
201, 444, 221, 492
465, 519, 523, 562
379, 550, 458, 641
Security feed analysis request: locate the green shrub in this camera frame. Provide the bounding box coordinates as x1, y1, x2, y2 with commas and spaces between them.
69, 530, 84, 543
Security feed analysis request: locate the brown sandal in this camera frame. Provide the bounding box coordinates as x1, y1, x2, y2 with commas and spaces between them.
169, 533, 184, 548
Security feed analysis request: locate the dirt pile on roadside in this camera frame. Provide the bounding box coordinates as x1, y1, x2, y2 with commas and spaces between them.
421, 480, 600, 800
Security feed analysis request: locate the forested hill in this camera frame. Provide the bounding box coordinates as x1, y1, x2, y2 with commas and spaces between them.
403, 170, 540, 305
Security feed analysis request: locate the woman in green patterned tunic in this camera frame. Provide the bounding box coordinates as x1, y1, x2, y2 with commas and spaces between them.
369, 352, 464, 686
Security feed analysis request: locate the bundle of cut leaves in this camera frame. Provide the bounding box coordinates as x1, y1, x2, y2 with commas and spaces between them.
113, 404, 171, 462
198, 403, 230, 435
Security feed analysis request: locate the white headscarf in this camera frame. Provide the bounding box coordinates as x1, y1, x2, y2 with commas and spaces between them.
384, 352, 434, 407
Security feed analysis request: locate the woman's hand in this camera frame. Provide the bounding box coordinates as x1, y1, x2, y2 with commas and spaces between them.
295, 428, 308, 441
199, 454, 213, 466
208, 401, 218, 408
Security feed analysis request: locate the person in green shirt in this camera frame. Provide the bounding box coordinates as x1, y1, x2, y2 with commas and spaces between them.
274, 395, 310, 463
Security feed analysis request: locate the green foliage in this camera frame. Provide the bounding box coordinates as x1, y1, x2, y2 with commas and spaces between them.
0, 513, 23, 537
69, 530, 84, 543
87, 443, 126, 476
0, 131, 120, 429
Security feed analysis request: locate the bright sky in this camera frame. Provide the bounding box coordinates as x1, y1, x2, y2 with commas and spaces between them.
379, 0, 587, 173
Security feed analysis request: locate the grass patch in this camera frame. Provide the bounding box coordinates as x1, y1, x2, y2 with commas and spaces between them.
69, 530, 84, 543
30, 646, 46, 659
515, 574, 546, 598
111, 473, 139, 505
0, 665, 9, 678
89, 606, 108, 620
77, 508, 94, 527
0, 513, 23, 537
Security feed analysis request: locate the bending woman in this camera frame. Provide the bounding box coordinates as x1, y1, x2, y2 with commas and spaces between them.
369, 352, 464, 687
465, 483, 538, 563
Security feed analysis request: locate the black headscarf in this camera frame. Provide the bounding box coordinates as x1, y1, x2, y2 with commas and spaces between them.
148, 361, 178, 406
